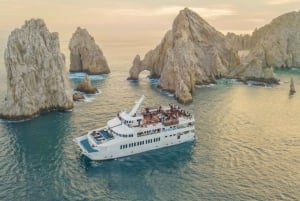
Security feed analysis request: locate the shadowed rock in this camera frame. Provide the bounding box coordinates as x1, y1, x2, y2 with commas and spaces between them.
290, 77, 296, 95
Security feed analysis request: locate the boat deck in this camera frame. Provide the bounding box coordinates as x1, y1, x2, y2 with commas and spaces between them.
140, 104, 192, 127
80, 139, 98, 153
90, 129, 114, 144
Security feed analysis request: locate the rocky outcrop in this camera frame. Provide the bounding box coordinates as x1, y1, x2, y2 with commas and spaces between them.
175, 80, 193, 103
69, 27, 110, 74
231, 11, 300, 83
128, 8, 240, 102
290, 77, 296, 95
76, 75, 98, 94
0, 19, 73, 120
73, 92, 85, 101
127, 55, 142, 80
226, 32, 254, 50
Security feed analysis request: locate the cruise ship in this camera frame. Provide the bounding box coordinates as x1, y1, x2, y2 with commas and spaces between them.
74, 95, 195, 161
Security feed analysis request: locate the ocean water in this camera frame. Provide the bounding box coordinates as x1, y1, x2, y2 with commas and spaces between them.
0, 30, 300, 201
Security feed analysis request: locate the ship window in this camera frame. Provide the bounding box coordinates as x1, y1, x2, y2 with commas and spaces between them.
129, 144, 131, 148
137, 142, 140, 146
154, 138, 156, 142
165, 136, 167, 138
150, 139, 152, 143
120, 145, 122, 149
134, 142, 136, 146
126, 144, 128, 148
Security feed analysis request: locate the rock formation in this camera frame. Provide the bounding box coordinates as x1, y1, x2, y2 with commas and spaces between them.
128, 8, 240, 102
226, 32, 254, 50
231, 11, 300, 83
69, 27, 110, 74
76, 75, 98, 94
0, 19, 73, 120
290, 77, 296, 95
73, 92, 85, 101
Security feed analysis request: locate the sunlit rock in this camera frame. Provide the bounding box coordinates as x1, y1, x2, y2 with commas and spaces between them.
128, 8, 240, 103
0, 19, 73, 120
69, 27, 110, 74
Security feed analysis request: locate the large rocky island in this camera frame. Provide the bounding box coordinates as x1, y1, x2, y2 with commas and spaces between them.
128, 8, 240, 103
129, 8, 300, 102
0, 19, 73, 120
230, 10, 300, 83
69, 27, 110, 74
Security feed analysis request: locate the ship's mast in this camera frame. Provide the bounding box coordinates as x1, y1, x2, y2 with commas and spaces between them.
128, 95, 145, 116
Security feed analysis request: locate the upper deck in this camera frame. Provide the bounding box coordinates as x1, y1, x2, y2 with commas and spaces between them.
138, 104, 193, 127
116, 101, 193, 130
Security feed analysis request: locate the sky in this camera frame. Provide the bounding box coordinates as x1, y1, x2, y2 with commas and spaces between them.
0, 0, 299, 68
0, 0, 299, 34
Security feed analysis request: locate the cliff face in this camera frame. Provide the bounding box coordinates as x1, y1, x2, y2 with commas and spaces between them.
69, 27, 110, 74
0, 19, 73, 120
128, 8, 240, 103
232, 11, 300, 82
226, 32, 254, 50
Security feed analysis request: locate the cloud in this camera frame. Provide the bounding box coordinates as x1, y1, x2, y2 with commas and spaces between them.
267, 0, 300, 5
110, 6, 236, 18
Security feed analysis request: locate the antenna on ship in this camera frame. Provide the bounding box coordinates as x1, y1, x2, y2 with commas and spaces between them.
290, 77, 296, 95
128, 95, 145, 116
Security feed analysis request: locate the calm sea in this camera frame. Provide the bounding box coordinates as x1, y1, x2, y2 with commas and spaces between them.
0, 29, 299, 201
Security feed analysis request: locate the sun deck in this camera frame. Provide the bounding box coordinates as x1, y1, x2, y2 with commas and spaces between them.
139, 104, 192, 127
90, 129, 114, 144
79, 139, 98, 153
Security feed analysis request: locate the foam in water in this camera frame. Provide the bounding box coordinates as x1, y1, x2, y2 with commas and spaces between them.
195, 83, 216, 88
69, 72, 107, 80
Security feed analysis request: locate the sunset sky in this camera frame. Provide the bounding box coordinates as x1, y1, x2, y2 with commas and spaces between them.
0, 0, 299, 34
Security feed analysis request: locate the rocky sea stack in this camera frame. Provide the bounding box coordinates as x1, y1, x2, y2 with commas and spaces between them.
128, 8, 240, 103
76, 75, 98, 94
0, 19, 73, 120
69, 27, 110, 74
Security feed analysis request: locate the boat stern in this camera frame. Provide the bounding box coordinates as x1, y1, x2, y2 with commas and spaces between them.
73, 135, 98, 155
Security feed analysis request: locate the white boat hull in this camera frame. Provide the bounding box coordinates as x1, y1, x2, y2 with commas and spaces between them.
75, 130, 195, 161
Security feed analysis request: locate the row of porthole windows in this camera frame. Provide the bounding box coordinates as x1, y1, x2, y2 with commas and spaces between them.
120, 137, 161, 150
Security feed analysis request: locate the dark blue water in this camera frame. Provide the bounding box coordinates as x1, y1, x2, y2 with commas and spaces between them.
0, 32, 300, 201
